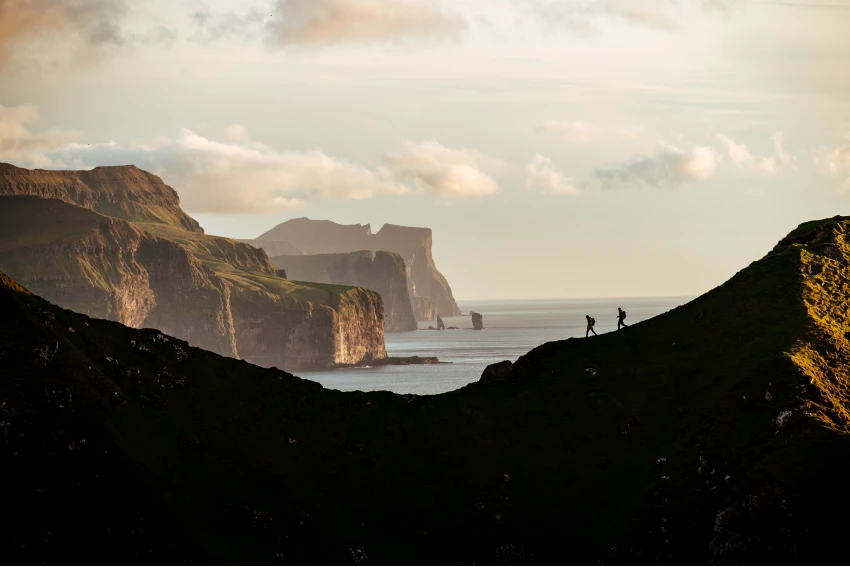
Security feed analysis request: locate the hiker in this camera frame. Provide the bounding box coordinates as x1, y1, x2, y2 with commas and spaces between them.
585, 315, 597, 337
617, 307, 628, 330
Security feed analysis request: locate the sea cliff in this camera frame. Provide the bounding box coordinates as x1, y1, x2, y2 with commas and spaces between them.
270, 250, 417, 332
256, 218, 462, 319
0, 164, 388, 370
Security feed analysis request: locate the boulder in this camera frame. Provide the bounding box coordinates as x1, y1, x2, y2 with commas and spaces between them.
437, 315, 445, 331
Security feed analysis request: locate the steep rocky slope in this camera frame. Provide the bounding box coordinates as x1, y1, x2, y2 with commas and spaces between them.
270, 251, 418, 332
0, 162, 201, 232
0, 193, 386, 370
257, 218, 462, 319
3, 217, 850, 564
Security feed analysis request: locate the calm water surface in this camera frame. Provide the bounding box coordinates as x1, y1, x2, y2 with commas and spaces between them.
299, 297, 692, 396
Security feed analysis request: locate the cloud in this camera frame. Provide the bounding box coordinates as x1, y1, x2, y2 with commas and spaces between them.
0, 0, 126, 50
772, 131, 797, 171
189, 7, 265, 44
537, 120, 598, 142
537, 120, 643, 142
0, 103, 81, 167
0, 0, 176, 65
715, 133, 776, 174
1, 104, 498, 211
595, 142, 720, 189
525, 154, 580, 195
816, 134, 850, 187
715, 131, 800, 175
715, 133, 753, 165
522, 0, 683, 34
830, 137, 850, 173
50, 128, 414, 213
266, 0, 467, 46
382, 140, 499, 197
701, 0, 743, 13
600, 0, 682, 29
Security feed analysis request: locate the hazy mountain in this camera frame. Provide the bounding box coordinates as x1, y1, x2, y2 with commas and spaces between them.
257, 218, 461, 319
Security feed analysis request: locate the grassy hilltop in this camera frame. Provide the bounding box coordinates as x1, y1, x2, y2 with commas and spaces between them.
2, 216, 850, 564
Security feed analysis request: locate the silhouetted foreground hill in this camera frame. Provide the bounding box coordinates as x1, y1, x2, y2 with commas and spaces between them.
3, 216, 850, 564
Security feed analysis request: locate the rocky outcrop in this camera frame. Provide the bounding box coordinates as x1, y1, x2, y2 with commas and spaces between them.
412, 296, 438, 321
0, 194, 386, 370
269, 250, 417, 332
471, 311, 484, 330
0, 162, 202, 232
256, 218, 462, 317
437, 315, 445, 330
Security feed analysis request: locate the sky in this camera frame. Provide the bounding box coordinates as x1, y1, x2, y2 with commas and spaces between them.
1, 0, 849, 300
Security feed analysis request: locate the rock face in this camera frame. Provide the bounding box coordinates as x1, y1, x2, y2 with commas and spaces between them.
269, 251, 417, 332
0, 172, 387, 371
256, 218, 462, 318
412, 296, 438, 321
226, 284, 385, 369
0, 162, 202, 232
471, 311, 484, 330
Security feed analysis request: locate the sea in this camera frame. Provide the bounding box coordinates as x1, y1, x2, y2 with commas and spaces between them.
299, 297, 693, 396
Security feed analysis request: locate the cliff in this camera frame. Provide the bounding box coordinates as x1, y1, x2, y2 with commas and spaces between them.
257, 218, 462, 318
0, 162, 202, 232
4, 215, 850, 563
0, 196, 237, 357
269, 250, 418, 332
411, 296, 438, 321
0, 192, 386, 370
373, 223, 461, 318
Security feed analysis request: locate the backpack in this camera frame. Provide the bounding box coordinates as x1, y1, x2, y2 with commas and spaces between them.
590, 317, 595, 326
621, 311, 626, 319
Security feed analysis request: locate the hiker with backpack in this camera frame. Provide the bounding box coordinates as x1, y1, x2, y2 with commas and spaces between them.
585, 315, 597, 337
617, 307, 628, 330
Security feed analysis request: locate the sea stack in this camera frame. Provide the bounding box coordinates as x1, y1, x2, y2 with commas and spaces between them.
437, 315, 445, 330
471, 311, 484, 330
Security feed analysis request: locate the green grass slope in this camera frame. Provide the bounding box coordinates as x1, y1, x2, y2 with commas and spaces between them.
2, 216, 850, 564
0, 163, 202, 232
